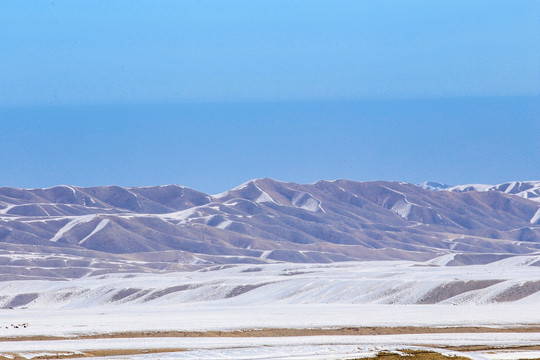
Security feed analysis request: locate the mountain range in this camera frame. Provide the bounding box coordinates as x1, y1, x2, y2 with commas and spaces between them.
1, 179, 539, 280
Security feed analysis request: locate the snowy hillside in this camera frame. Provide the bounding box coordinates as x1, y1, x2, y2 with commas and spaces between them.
1, 179, 540, 280
2, 257, 540, 311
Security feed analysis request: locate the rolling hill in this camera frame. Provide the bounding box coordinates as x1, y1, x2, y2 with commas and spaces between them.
0, 179, 539, 280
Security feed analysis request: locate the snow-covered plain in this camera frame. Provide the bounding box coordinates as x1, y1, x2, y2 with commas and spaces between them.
2, 334, 540, 360
1, 258, 540, 359
2, 259, 540, 334
19, 334, 540, 352
2, 302, 540, 338
3, 257, 540, 307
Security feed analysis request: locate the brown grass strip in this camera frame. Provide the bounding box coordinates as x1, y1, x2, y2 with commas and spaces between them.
2, 325, 540, 342
355, 350, 472, 360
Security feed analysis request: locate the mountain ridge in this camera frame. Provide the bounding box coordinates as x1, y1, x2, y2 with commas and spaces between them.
1, 179, 539, 280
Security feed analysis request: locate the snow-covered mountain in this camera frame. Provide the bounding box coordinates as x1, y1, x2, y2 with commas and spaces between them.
1, 179, 539, 280
447, 181, 540, 202
417, 181, 452, 191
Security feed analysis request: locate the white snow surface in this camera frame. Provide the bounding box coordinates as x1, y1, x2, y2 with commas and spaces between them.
2, 334, 540, 360
448, 181, 540, 202
530, 208, 540, 224
49, 215, 96, 242
2, 302, 540, 338
391, 200, 413, 219
449, 184, 494, 192
478, 351, 540, 360
78, 219, 110, 245
3, 258, 540, 310
216, 219, 233, 229
1, 259, 540, 339
291, 192, 325, 213
253, 182, 276, 204
1, 259, 540, 359
0, 203, 16, 215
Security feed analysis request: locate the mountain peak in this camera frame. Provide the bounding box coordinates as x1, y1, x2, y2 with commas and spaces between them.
418, 181, 452, 191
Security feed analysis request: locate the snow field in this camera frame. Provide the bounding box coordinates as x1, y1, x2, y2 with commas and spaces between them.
0, 260, 540, 359
2, 334, 540, 360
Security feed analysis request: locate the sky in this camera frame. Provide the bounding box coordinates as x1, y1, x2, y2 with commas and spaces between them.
1, 1, 539, 193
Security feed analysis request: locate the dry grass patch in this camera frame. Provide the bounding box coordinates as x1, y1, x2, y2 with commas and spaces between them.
357, 350, 472, 360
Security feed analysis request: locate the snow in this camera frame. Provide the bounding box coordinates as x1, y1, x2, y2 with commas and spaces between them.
163, 204, 232, 225
292, 192, 326, 213
212, 181, 253, 199
392, 200, 413, 219
530, 208, 540, 224
124, 188, 143, 208
253, 182, 276, 204
0, 203, 16, 215
1, 259, 540, 359
149, 345, 372, 360
1, 260, 540, 337
488, 254, 540, 267
381, 186, 419, 220
3, 334, 540, 360
15, 352, 82, 360
60, 185, 77, 197
78, 219, 110, 245
449, 184, 494, 192
163, 208, 197, 223
418, 182, 451, 191
478, 351, 540, 360
37, 204, 51, 216
216, 219, 233, 229
505, 181, 519, 193
212, 190, 229, 199
21, 184, 76, 193
49, 215, 96, 242
447, 181, 540, 202
426, 253, 456, 266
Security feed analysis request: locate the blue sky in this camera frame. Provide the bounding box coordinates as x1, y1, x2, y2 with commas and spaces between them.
1, 1, 539, 193
1, 0, 539, 104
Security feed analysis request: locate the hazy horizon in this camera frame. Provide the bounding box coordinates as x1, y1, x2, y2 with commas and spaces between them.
2, 96, 539, 194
